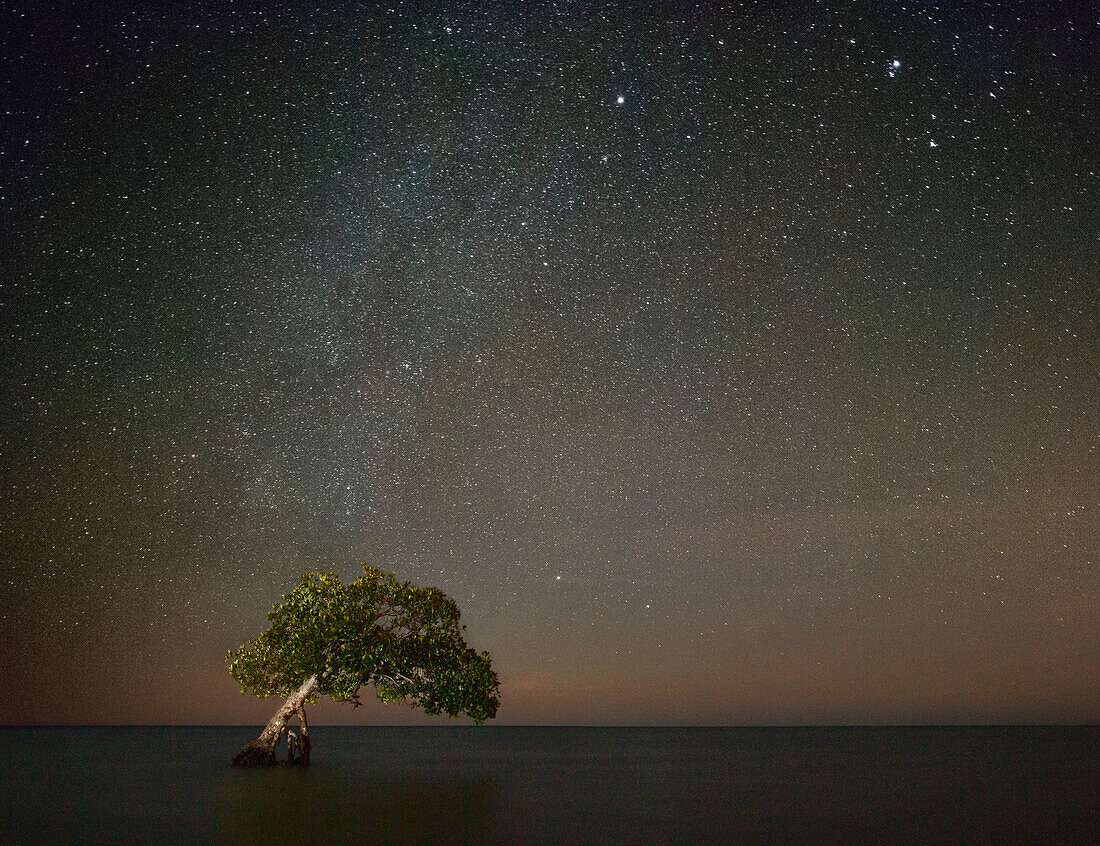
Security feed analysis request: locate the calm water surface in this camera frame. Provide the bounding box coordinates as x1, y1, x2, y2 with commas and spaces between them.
1, 726, 1095, 844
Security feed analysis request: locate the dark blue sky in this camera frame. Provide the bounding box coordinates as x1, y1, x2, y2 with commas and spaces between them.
2, 0, 1096, 724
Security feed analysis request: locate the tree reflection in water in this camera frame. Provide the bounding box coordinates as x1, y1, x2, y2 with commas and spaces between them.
220, 767, 494, 844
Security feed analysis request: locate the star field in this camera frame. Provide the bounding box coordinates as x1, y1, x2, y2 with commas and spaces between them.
2, 0, 1097, 724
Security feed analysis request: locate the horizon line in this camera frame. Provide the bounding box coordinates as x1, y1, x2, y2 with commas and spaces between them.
3, 722, 1097, 729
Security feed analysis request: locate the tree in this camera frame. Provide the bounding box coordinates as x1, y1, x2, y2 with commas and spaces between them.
227, 565, 500, 766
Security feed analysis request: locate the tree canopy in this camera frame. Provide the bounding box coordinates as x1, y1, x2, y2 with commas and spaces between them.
228, 566, 500, 723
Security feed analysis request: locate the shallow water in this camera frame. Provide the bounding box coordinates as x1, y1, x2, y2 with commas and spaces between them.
1, 726, 1095, 844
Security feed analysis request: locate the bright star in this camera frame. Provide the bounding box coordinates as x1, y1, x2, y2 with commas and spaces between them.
616, 94, 625, 105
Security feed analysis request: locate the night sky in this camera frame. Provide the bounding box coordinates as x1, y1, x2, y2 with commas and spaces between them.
3, 0, 1097, 726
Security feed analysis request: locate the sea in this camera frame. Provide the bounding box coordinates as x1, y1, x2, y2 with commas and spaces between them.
1, 726, 1095, 844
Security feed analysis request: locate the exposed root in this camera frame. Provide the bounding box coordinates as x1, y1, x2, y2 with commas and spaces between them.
231, 739, 277, 767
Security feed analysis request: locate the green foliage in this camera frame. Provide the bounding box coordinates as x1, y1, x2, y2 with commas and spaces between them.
228, 566, 500, 723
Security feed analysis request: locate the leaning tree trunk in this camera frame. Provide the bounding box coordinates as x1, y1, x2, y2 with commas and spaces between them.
296, 696, 311, 765
232, 675, 318, 766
